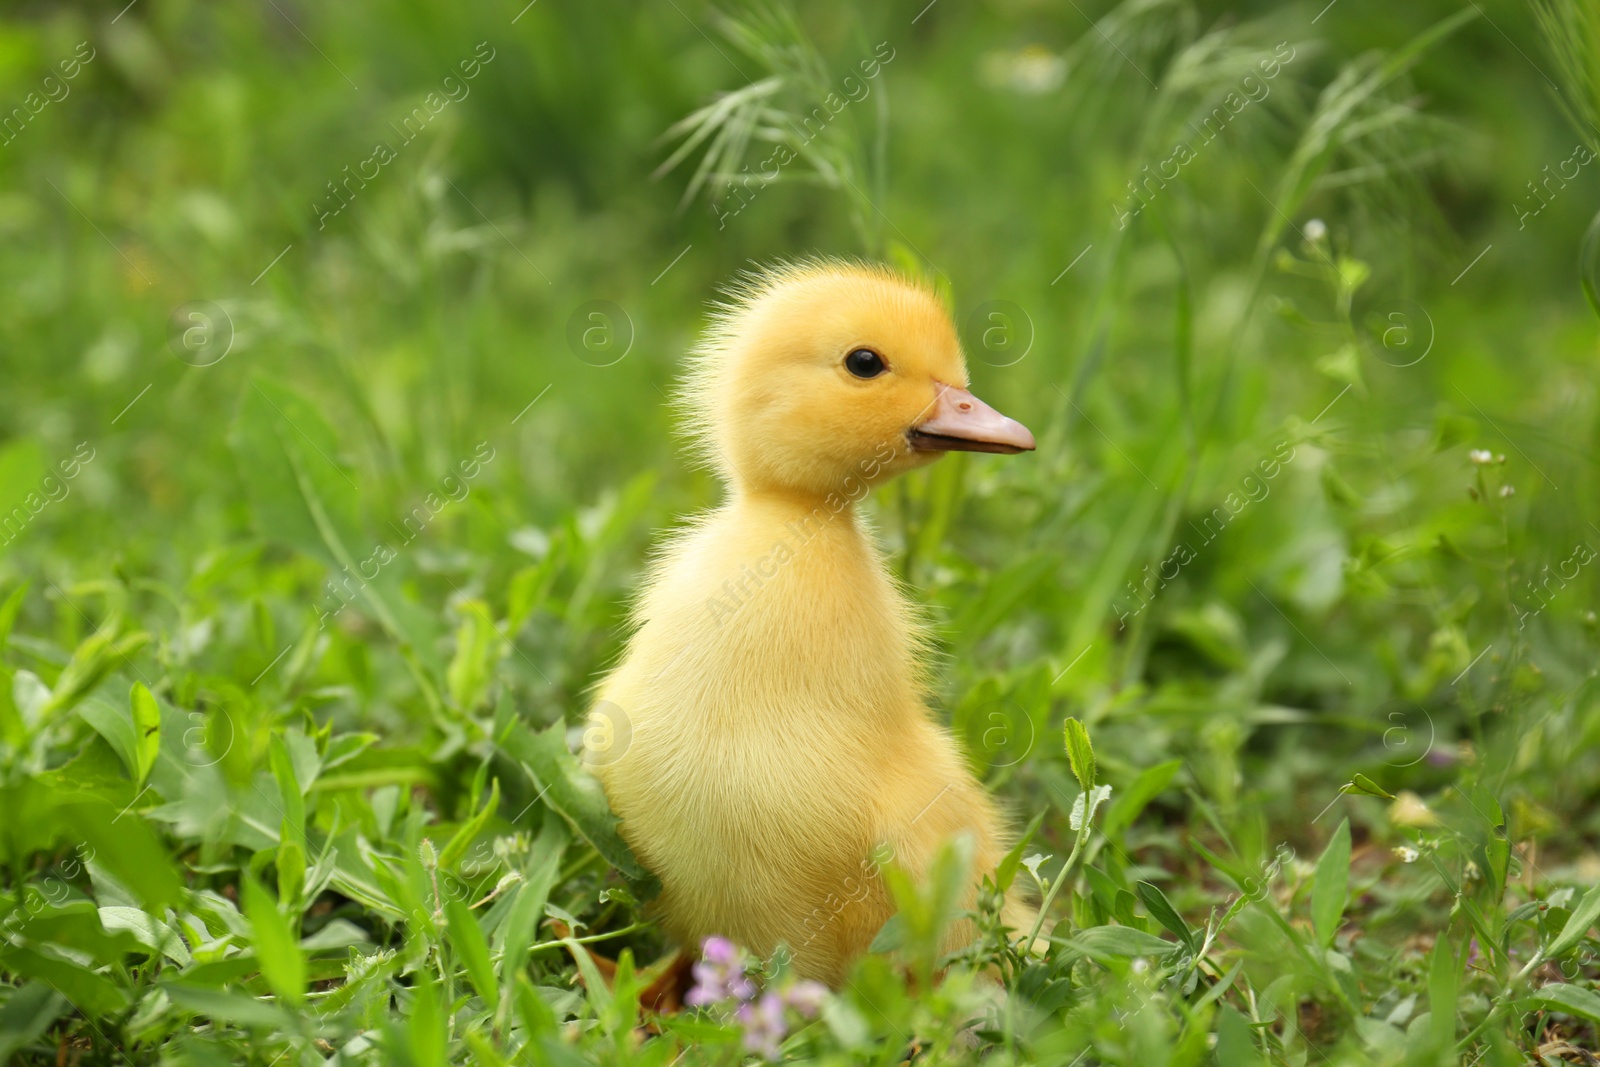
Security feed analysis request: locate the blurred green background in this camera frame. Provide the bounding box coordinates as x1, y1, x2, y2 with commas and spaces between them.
1, 0, 1598, 1062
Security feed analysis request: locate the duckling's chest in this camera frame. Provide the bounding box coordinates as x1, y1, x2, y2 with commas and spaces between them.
597, 504, 926, 848
626, 503, 919, 710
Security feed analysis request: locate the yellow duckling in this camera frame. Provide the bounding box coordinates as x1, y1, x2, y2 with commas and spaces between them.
593, 259, 1037, 986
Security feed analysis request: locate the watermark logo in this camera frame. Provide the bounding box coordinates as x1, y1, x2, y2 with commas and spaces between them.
580, 700, 633, 767
566, 301, 633, 367
1362, 298, 1433, 367
181, 706, 236, 768
972, 699, 1036, 768
167, 301, 235, 366
1381, 703, 1435, 768
964, 300, 1033, 367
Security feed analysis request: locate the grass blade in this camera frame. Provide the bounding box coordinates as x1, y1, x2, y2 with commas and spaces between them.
1548, 883, 1600, 959
446, 896, 499, 1014
1136, 880, 1196, 952
1311, 818, 1352, 949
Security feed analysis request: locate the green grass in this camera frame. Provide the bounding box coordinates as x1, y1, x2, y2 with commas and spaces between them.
1, 0, 1598, 1063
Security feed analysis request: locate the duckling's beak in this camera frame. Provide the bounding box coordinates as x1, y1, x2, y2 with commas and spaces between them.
909, 383, 1036, 455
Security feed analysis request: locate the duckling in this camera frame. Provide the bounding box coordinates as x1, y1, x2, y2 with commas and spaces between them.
592, 258, 1037, 987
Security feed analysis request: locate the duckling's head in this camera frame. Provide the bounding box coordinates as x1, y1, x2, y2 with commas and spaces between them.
681, 259, 1034, 498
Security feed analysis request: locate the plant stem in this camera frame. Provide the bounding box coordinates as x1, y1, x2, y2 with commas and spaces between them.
1025, 817, 1093, 949
1455, 950, 1545, 1052
526, 922, 647, 955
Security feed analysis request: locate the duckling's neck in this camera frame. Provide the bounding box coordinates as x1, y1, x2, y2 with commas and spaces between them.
627, 477, 922, 731
688, 483, 919, 722
725, 484, 866, 552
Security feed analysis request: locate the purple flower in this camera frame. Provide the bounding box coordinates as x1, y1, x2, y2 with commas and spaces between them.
684, 936, 831, 1057
737, 992, 787, 1059
702, 936, 738, 967
782, 980, 828, 1018
686, 936, 756, 1007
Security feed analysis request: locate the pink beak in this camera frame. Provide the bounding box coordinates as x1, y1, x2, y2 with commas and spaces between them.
909, 382, 1036, 455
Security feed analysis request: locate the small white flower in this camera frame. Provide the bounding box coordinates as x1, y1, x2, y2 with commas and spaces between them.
1304, 218, 1327, 241
1394, 846, 1419, 863
1464, 860, 1481, 881
1499, 485, 1515, 498
1469, 449, 1493, 465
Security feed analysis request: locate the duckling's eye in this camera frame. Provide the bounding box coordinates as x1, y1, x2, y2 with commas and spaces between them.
844, 348, 887, 379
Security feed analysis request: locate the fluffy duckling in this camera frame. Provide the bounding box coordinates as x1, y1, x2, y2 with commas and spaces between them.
592, 259, 1037, 987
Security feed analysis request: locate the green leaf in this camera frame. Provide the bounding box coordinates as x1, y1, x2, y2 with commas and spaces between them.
1063, 717, 1095, 792
128, 682, 160, 786
12, 669, 48, 732
230, 377, 357, 567
514, 977, 560, 1037
1427, 934, 1457, 1048
0, 947, 129, 1017
46, 629, 130, 719
1070, 784, 1112, 831
59, 800, 182, 908
276, 827, 305, 910
497, 839, 564, 1025
1066, 925, 1175, 960
446, 897, 499, 1014
465, 1032, 510, 1067
98, 906, 191, 965
494, 707, 658, 898
1468, 783, 1504, 827
447, 599, 500, 713
1195, 959, 1245, 1013
1083, 864, 1121, 918
1103, 759, 1181, 839
439, 778, 500, 871
927, 834, 976, 941
1136, 880, 1195, 952
562, 936, 615, 1018
76, 695, 140, 781
0, 582, 28, 651
869, 913, 906, 953
404, 967, 448, 1067
321, 731, 378, 769
0, 981, 67, 1062
1348, 773, 1394, 800
1520, 982, 1600, 1024
1547, 883, 1600, 959
229, 376, 440, 673
241, 877, 304, 1006
1215, 1004, 1264, 1066
1484, 827, 1510, 892
269, 734, 306, 846
1311, 818, 1352, 949
995, 809, 1046, 893
163, 983, 289, 1027
1315, 343, 1364, 393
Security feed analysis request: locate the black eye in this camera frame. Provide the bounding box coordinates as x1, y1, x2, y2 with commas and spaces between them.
844, 348, 886, 378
